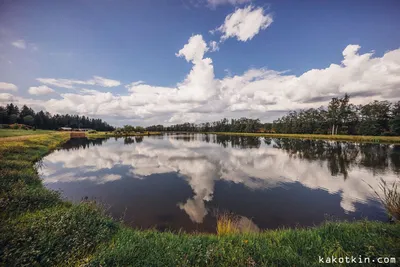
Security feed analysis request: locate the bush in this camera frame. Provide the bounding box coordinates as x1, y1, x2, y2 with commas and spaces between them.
10, 124, 19, 129
88, 130, 97, 134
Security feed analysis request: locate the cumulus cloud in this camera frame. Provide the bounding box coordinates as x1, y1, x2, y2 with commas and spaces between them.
8, 42, 400, 126
212, 5, 273, 42
11, 39, 26, 49
0, 82, 18, 91
28, 85, 55, 95
0, 93, 15, 103
176, 34, 208, 62
37, 76, 121, 89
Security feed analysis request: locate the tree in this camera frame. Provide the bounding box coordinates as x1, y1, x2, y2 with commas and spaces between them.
0, 106, 7, 124
390, 101, 400, 135
0, 103, 115, 131
328, 97, 340, 135
23, 115, 34, 126
9, 114, 18, 124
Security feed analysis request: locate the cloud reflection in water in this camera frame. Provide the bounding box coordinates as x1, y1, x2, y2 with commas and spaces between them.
40, 134, 400, 225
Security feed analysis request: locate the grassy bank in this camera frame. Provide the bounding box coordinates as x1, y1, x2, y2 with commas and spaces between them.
205, 132, 400, 144
87, 131, 162, 138
0, 132, 399, 266
0, 129, 54, 138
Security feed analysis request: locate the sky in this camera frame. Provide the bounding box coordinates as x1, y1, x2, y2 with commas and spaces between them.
0, 0, 400, 126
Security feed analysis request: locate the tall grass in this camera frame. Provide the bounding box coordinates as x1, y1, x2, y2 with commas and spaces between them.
217, 213, 240, 235
216, 213, 259, 235
368, 178, 400, 221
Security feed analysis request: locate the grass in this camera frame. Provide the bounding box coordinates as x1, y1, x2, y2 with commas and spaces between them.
368, 178, 400, 222
0, 131, 399, 266
89, 221, 400, 267
217, 213, 240, 235
205, 132, 400, 144
0, 129, 54, 138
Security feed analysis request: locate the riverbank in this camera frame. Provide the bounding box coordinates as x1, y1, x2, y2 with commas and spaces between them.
0, 132, 399, 266
86, 131, 162, 138
204, 132, 400, 144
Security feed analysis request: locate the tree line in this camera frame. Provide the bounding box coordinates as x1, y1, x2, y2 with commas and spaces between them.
0, 103, 115, 131
146, 95, 400, 136
273, 95, 400, 136
146, 117, 264, 133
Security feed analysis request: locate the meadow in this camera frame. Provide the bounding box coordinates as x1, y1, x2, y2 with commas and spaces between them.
0, 130, 399, 266
0, 129, 54, 138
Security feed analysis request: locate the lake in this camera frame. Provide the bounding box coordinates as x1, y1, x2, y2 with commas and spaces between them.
40, 133, 400, 233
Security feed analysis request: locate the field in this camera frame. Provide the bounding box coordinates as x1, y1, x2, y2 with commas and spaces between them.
0, 131, 399, 266
205, 132, 400, 144
0, 129, 54, 138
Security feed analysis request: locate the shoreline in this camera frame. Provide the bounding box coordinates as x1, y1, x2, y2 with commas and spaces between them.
1, 132, 399, 266
198, 132, 400, 144
86, 131, 162, 139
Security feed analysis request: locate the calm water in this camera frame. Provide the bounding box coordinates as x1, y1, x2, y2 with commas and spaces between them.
40, 133, 400, 233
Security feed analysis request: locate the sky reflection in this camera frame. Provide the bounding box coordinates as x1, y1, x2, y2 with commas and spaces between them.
39, 134, 399, 231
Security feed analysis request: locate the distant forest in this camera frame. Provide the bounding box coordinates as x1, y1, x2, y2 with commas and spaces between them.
0, 103, 115, 131
146, 95, 400, 136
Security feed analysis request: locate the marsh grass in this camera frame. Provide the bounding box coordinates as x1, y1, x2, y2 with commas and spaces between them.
217, 213, 240, 235
367, 178, 400, 221
216, 212, 259, 235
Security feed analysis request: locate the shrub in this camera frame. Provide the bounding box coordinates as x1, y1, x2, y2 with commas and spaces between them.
88, 130, 97, 134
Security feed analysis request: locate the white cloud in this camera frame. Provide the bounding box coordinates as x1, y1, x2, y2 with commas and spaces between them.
8, 42, 400, 126
213, 5, 273, 42
207, 0, 252, 8
91, 76, 121, 87
28, 85, 55, 95
209, 41, 219, 52
11, 40, 26, 49
0, 82, 18, 91
36, 76, 121, 89
0, 93, 15, 103
176, 34, 208, 62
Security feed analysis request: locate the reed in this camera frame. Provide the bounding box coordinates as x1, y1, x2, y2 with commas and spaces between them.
368, 178, 400, 221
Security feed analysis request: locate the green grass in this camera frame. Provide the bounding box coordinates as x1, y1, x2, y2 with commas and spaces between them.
206, 132, 400, 144
90, 221, 400, 267
0, 129, 54, 138
0, 131, 399, 266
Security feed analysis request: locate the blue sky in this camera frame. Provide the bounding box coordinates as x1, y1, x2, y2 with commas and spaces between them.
1, 0, 400, 126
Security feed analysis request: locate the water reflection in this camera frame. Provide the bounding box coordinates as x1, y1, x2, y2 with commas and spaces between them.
40, 134, 399, 232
